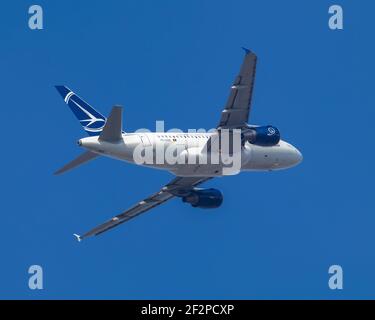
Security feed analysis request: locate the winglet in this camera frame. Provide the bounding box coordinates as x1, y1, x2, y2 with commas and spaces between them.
241, 47, 251, 54
73, 234, 82, 242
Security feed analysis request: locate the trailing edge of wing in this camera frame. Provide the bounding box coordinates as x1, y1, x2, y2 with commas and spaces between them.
76, 176, 211, 240
54, 151, 99, 175
217, 48, 257, 129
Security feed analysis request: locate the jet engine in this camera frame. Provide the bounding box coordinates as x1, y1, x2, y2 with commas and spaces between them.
182, 188, 223, 209
241, 125, 280, 146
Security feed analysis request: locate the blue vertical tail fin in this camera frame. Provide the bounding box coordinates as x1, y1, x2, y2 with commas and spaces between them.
55, 85, 106, 136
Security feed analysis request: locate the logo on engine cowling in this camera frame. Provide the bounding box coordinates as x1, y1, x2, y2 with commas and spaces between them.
267, 127, 276, 136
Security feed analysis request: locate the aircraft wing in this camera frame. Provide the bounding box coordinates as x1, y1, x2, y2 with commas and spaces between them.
74, 176, 211, 241
217, 48, 257, 129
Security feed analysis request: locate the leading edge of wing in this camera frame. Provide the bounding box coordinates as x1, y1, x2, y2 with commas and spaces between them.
74, 176, 212, 241
217, 48, 258, 129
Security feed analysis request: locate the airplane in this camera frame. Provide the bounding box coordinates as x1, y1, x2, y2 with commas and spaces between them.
55, 48, 302, 241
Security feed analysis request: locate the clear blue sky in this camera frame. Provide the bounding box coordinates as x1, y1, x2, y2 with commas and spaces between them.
1, 0, 374, 299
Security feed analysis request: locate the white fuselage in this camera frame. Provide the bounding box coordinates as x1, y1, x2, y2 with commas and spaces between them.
78, 132, 302, 177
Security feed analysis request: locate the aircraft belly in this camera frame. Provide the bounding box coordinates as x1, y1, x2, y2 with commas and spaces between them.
171, 164, 224, 177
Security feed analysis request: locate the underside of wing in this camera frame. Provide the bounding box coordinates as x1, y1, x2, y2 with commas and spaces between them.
75, 176, 211, 240
218, 48, 257, 129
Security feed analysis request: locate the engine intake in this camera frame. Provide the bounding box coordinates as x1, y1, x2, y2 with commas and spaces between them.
242, 125, 280, 146
182, 188, 223, 209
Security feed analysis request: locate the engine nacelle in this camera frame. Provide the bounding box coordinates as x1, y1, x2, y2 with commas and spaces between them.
242, 125, 280, 146
182, 188, 223, 209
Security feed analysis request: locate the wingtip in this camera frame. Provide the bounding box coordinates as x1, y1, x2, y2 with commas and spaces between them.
241, 47, 251, 54
73, 233, 82, 242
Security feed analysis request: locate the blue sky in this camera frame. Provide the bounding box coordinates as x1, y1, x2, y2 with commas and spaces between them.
1, 0, 374, 299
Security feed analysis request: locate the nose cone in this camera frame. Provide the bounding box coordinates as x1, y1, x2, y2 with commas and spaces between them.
293, 148, 303, 166
275, 142, 303, 170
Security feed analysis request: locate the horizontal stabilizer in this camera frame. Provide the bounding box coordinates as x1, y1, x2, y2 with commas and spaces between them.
54, 151, 99, 175
98, 106, 123, 142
